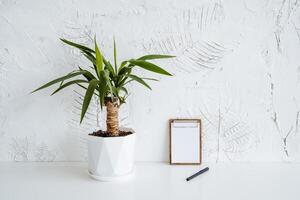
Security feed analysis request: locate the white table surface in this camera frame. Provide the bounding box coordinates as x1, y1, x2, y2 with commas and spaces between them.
0, 162, 299, 200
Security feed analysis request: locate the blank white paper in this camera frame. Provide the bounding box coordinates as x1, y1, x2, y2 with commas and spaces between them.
171, 121, 200, 163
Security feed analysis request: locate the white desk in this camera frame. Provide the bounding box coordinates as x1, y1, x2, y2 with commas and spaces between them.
0, 162, 299, 200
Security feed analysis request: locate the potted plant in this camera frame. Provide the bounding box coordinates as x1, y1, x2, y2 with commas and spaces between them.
32, 37, 174, 181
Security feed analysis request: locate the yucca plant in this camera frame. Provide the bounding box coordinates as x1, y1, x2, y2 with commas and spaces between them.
32, 38, 174, 136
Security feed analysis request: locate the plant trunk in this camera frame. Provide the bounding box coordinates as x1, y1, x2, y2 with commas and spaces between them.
106, 99, 119, 136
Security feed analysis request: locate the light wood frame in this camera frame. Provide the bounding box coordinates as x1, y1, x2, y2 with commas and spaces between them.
169, 119, 202, 165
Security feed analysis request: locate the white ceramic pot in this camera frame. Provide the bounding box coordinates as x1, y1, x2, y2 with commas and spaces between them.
87, 132, 136, 181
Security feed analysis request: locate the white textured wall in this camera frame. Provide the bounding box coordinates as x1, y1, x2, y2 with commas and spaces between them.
1, 0, 300, 162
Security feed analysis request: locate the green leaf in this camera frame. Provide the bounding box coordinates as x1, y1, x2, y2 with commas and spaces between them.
128, 74, 152, 90
80, 51, 98, 77
80, 79, 99, 123
82, 51, 96, 65
31, 71, 87, 93
117, 76, 128, 88
58, 71, 76, 87
112, 86, 119, 97
78, 67, 97, 81
98, 71, 108, 108
118, 66, 132, 76
76, 83, 88, 90
103, 70, 113, 97
83, 51, 113, 78
76, 83, 100, 97
51, 79, 88, 95
137, 54, 175, 60
119, 86, 128, 95
118, 61, 128, 74
119, 96, 127, 104
113, 38, 117, 73
116, 66, 132, 87
104, 60, 115, 77
128, 60, 172, 76
60, 38, 95, 53
95, 40, 103, 77
141, 77, 159, 81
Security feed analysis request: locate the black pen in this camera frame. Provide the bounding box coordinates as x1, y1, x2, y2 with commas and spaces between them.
186, 167, 209, 181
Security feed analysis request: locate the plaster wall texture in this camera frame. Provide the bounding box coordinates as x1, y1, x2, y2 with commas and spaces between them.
0, 0, 300, 162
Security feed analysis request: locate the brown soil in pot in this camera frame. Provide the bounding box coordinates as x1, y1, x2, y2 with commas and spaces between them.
89, 130, 133, 137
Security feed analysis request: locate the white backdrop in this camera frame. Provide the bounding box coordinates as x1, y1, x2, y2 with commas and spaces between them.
1, 0, 300, 162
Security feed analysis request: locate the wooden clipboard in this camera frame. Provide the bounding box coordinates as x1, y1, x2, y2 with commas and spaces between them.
169, 119, 202, 165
